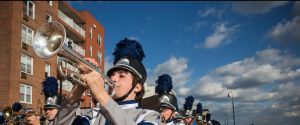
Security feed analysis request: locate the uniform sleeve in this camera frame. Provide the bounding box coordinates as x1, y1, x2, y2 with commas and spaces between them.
54, 100, 80, 125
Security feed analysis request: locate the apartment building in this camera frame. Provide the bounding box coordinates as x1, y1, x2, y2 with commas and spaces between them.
0, 1, 105, 110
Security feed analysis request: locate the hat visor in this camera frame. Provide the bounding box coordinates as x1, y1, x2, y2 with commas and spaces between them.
184, 115, 194, 118
44, 105, 59, 109
160, 103, 176, 110
107, 64, 142, 80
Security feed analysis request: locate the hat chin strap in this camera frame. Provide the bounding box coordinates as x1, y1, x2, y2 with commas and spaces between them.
114, 83, 137, 102
165, 111, 175, 123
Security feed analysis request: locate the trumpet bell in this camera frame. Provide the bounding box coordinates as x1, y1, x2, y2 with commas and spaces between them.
3, 106, 12, 120
33, 21, 116, 96
33, 21, 66, 59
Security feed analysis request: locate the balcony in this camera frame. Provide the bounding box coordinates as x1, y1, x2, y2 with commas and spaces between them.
65, 37, 85, 56
58, 10, 85, 37
71, 43, 85, 56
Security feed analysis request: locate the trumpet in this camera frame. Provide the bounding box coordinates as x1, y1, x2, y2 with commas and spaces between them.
33, 21, 115, 96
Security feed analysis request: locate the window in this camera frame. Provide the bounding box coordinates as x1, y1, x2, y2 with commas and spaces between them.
90, 101, 93, 107
20, 84, 32, 104
46, 14, 52, 23
97, 51, 102, 65
90, 27, 93, 39
45, 64, 51, 77
86, 89, 91, 96
21, 53, 33, 75
90, 45, 93, 57
21, 24, 34, 46
47, 0, 52, 6
23, 1, 35, 19
97, 34, 102, 46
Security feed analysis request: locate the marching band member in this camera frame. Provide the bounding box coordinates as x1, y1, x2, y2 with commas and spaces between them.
25, 77, 61, 125
54, 38, 161, 125
195, 103, 203, 125
5, 102, 23, 125
155, 74, 184, 125
183, 96, 194, 125
159, 93, 184, 125
172, 112, 184, 125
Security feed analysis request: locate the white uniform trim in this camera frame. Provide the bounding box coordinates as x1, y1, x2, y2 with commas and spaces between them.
166, 121, 174, 125
120, 102, 139, 109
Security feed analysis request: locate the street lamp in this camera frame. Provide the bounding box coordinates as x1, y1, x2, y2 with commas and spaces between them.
228, 91, 236, 125
225, 113, 229, 125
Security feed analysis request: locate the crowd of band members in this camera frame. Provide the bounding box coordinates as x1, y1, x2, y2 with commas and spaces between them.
0, 38, 216, 125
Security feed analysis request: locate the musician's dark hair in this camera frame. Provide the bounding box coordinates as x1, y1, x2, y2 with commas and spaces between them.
132, 74, 145, 103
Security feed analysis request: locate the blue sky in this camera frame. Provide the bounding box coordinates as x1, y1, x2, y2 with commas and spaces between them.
69, 1, 300, 125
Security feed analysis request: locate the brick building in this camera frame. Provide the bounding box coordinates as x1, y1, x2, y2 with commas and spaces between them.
0, 1, 105, 111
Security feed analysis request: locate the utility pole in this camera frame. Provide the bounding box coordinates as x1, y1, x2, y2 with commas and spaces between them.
228, 92, 236, 125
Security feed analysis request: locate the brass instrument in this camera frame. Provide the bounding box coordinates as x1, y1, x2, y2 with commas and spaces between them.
195, 114, 203, 125
2, 106, 46, 125
3, 106, 13, 122
33, 21, 115, 96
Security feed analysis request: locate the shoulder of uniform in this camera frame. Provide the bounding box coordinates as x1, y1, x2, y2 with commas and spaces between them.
136, 109, 161, 125
142, 109, 160, 116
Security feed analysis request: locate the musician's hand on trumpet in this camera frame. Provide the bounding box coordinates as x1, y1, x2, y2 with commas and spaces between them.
65, 57, 109, 106
24, 115, 41, 125
80, 58, 111, 107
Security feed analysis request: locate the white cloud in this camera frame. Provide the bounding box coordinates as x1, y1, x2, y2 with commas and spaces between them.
283, 111, 300, 117
232, 1, 290, 15
147, 48, 300, 125
180, 48, 300, 125
269, 16, 300, 44
255, 48, 300, 69
236, 88, 277, 101
198, 7, 216, 17
147, 56, 193, 110
152, 56, 191, 87
185, 21, 207, 32
255, 48, 283, 63
215, 49, 300, 89
194, 80, 226, 98
236, 64, 282, 87
204, 33, 225, 48
203, 23, 239, 49
197, 7, 226, 19
177, 87, 190, 96
188, 48, 300, 101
